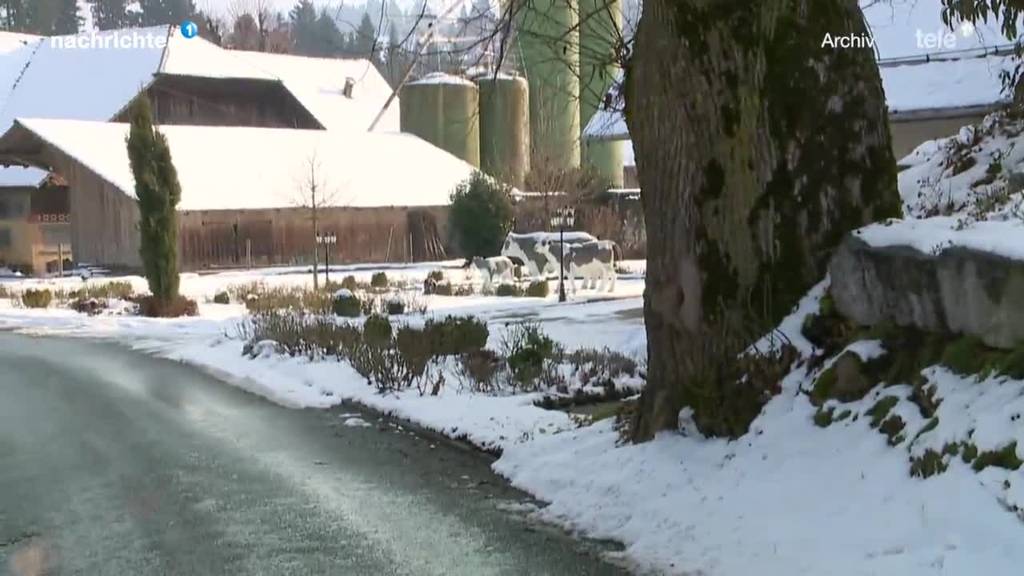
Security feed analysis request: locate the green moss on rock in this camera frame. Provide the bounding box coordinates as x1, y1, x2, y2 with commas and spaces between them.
813, 407, 835, 428
961, 442, 979, 464
910, 449, 948, 479
866, 395, 899, 428
879, 414, 906, 446
942, 336, 989, 377
810, 351, 876, 406
972, 442, 1023, 472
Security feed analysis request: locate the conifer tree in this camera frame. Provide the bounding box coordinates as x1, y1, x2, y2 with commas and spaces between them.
126, 96, 182, 307
53, 0, 81, 34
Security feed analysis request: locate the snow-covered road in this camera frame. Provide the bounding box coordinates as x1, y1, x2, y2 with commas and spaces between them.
0, 332, 631, 575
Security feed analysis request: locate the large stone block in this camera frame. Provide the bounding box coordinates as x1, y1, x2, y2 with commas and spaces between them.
829, 234, 1024, 349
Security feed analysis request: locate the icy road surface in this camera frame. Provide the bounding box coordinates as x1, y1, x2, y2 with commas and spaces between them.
0, 332, 629, 576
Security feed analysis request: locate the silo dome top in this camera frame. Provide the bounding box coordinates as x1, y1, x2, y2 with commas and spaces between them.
472, 71, 524, 82
408, 72, 475, 87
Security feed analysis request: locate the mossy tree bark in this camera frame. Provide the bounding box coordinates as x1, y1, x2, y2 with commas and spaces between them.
624, 0, 901, 441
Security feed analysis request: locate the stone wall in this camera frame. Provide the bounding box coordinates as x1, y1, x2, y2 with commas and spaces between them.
829, 234, 1024, 349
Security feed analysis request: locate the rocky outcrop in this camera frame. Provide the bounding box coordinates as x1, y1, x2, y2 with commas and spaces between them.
829, 235, 1024, 349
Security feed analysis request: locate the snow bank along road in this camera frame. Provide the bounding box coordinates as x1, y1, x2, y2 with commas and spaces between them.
0, 333, 629, 575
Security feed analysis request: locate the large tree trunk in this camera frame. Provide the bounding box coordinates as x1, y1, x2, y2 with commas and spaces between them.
625, 0, 901, 441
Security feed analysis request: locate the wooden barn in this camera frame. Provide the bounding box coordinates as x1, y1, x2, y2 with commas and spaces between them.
0, 120, 472, 271
0, 26, 402, 274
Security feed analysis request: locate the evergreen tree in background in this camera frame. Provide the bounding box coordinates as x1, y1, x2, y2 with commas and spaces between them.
1, 0, 80, 35
289, 0, 318, 55
139, 0, 196, 27
353, 12, 379, 62
53, 0, 81, 34
314, 9, 345, 57
384, 21, 406, 88
0, 0, 27, 31
194, 9, 222, 45
126, 96, 183, 309
88, 0, 139, 30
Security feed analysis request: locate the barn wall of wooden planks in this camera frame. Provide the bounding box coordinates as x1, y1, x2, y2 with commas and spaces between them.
31, 138, 451, 271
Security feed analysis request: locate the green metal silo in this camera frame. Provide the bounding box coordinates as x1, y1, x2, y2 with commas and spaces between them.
400, 73, 480, 167
579, 0, 623, 187
515, 0, 580, 175
477, 74, 530, 188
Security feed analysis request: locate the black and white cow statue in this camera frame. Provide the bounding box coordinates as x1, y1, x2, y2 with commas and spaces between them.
501, 231, 597, 279
544, 239, 618, 294
472, 255, 515, 289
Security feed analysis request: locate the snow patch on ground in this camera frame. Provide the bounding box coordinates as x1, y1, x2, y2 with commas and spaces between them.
865, 111, 1024, 260
855, 216, 1024, 259
899, 113, 1024, 219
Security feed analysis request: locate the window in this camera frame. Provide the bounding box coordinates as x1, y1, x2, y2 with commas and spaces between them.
40, 225, 70, 246
0, 197, 26, 220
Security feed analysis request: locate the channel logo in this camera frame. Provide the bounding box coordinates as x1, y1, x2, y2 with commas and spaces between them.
181, 20, 199, 40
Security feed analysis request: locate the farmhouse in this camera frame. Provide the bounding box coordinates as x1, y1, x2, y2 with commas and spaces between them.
0, 25, 440, 274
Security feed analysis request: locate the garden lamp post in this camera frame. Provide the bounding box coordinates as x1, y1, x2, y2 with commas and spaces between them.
550, 207, 576, 303
317, 232, 338, 284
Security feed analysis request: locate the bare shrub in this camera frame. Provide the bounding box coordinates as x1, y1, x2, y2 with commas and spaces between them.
500, 321, 564, 391
456, 349, 503, 393
136, 295, 198, 318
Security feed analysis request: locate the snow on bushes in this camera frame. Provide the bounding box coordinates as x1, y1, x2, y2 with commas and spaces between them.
240, 311, 641, 406
900, 110, 1024, 221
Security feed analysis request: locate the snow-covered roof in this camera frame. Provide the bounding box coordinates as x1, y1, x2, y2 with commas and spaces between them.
0, 33, 41, 142
0, 31, 41, 55
883, 55, 1016, 116
9, 118, 475, 211
0, 27, 167, 134
158, 26, 398, 131
0, 26, 400, 187
583, 70, 626, 141
0, 28, 166, 187
159, 27, 276, 81
229, 49, 399, 132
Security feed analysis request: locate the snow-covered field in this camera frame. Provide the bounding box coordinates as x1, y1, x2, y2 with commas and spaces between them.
3, 252, 1023, 575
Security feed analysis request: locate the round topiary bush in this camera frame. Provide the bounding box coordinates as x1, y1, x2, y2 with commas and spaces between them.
21, 288, 53, 309
449, 171, 514, 257
340, 275, 359, 291
496, 283, 523, 297
386, 298, 406, 316
362, 313, 393, 346
371, 272, 389, 288
213, 291, 230, 304
525, 280, 550, 298
425, 316, 489, 356
332, 289, 361, 317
